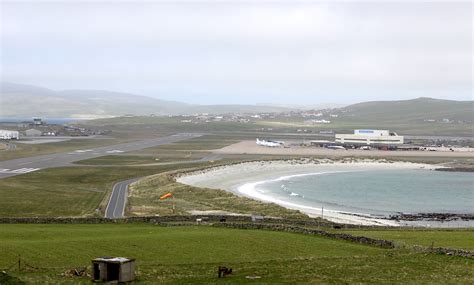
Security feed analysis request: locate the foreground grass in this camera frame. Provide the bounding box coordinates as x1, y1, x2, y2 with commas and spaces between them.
0, 224, 472, 284
337, 229, 474, 251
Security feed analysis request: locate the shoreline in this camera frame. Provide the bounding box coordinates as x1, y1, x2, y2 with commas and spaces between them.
177, 158, 474, 227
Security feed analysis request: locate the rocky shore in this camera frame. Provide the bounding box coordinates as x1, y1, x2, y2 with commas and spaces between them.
389, 213, 474, 222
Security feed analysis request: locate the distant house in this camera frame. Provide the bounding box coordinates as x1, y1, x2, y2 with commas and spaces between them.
25, 129, 42, 137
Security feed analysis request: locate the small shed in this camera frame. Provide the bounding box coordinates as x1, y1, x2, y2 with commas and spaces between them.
91, 257, 136, 283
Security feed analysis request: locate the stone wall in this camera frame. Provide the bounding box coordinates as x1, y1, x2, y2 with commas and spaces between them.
412, 245, 474, 258
212, 222, 396, 249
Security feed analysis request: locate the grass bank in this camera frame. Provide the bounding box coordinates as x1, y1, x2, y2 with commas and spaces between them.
128, 173, 307, 219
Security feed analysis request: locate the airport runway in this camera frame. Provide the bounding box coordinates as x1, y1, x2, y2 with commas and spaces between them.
0, 133, 203, 179
105, 178, 141, 219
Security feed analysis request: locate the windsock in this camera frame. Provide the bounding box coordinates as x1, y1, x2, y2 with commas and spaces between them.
159, 193, 173, 200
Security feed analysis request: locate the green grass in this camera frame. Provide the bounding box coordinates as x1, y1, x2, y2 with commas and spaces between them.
0, 163, 211, 217
0, 224, 472, 284
336, 229, 474, 250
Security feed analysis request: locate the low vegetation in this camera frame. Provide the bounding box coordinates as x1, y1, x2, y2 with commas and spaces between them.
128, 173, 307, 219
0, 224, 472, 284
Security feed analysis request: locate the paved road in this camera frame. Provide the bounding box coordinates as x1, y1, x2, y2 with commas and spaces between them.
104, 152, 223, 219
105, 178, 141, 219
0, 133, 203, 179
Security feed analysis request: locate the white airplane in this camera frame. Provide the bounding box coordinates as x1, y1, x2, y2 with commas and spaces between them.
256, 138, 284, 147
325, 145, 346, 150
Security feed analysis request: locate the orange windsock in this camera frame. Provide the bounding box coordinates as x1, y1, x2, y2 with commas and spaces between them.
159, 193, 173, 200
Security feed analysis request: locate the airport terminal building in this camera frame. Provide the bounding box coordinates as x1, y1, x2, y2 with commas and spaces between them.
335, 129, 404, 146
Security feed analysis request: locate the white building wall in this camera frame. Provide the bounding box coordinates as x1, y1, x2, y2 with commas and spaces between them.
0, 130, 19, 140
354, 129, 390, 136
336, 129, 404, 145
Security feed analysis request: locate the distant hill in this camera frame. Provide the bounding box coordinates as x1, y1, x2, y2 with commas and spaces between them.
0, 82, 294, 117
339, 98, 473, 123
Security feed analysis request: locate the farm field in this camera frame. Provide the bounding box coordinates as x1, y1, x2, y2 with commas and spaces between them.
0, 224, 472, 284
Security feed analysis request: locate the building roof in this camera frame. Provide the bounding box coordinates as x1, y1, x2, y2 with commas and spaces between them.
92, 257, 135, 263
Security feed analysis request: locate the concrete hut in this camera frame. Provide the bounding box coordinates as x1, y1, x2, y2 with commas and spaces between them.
91, 257, 136, 283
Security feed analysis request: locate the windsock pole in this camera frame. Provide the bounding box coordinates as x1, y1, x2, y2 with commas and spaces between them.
172, 195, 175, 214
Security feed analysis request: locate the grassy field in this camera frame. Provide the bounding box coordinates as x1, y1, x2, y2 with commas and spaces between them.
0, 224, 472, 284
337, 229, 474, 250
0, 163, 213, 217
128, 173, 307, 219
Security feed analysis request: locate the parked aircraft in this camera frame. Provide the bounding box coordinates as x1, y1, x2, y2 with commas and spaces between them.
325, 145, 346, 150
256, 138, 284, 147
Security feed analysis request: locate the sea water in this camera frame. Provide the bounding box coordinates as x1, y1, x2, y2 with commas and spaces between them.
253, 169, 474, 216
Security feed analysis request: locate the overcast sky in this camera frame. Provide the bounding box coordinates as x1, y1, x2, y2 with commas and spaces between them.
1, 1, 472, 105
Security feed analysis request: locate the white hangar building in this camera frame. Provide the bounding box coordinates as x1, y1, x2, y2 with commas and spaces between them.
0, 130, 20, 140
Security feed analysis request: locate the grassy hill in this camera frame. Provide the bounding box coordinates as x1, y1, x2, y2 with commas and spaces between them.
340, 97, 473, 123
0, 82, 292, 117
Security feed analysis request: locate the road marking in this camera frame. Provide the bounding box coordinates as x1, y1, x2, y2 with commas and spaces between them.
106, 150, 124, 154
0, 168, 40, 174
112, 184, 121, 218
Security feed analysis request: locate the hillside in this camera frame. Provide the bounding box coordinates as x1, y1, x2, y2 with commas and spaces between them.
340, 98, 473, 123
0, 82, 292, 117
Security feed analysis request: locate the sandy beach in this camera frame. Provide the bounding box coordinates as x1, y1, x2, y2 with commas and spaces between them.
178, 159, 441, 226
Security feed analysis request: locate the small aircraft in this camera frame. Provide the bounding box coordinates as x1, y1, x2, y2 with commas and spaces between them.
325, 145, 346, 150
256, 138, 284, 147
